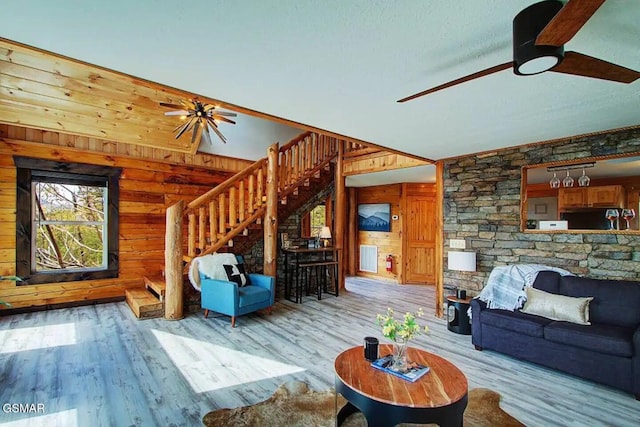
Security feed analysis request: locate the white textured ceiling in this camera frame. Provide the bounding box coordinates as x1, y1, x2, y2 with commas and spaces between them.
2, 0, 639, 164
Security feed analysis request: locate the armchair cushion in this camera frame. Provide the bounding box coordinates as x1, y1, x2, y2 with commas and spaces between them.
224, 264, 251, 287
239, 286, 270, 307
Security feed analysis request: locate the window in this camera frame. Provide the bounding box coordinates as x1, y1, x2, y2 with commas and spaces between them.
302, 204, 327, 238
309, 205, 326, 237
15, 157, 120, 284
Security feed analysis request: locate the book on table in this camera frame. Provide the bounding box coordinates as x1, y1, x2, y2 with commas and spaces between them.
370, 355, 430, 382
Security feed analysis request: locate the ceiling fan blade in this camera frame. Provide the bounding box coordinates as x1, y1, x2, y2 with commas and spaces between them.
208, 121, 228, 143
164, 110, 190, 116
173, 119, 190, 136
213, 111, 238, 117
397, 61, 512, 103
191, 120, 204, 145
159, 102, 183, 109
551, 51, 640, 83
213, 115, 236, 125
201, 126, 212, 145
175, 118, 196, 139
535, 0, 605, 46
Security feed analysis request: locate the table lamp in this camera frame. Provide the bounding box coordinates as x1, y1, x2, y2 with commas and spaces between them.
447, 251, 476, 272
319, 226, 332, 247
447, 251, 476, 299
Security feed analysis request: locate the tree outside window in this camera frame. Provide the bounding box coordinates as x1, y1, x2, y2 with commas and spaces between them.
34, 182, 107, 271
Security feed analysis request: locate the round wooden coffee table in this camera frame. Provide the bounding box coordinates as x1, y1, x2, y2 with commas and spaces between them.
334, 345, 468, 427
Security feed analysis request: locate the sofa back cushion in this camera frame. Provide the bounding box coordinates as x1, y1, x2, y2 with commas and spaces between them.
533, 271, 640, 328
532, 271, 562, 293
558, 276, 640, 328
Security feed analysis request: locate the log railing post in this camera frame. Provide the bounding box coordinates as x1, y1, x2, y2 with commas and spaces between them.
165, 200, 184, 320
264, 142, 279, 277
335, 139, 346, 289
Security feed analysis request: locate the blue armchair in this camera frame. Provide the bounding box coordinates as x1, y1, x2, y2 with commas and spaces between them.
199, 256, 275, 327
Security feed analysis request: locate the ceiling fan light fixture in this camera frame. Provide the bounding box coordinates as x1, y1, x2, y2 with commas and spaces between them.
513, 0, 565, 76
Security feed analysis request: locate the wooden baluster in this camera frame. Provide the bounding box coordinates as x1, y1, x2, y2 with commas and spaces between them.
257, 167, 264, 207
218, 193, 226, 233
188, 213, 196, 257
292, 145, 299, 183
322, 134, 327, 158
239, 180, 246, 223
314, 133, 320, 166
248, 174, 255, 212
229, 186, 237, 226
277, 152, 284, 192
198, 206, 206, 250
285, 149, 291, 186
307, 136, 313, 170
209, 200, 217, 245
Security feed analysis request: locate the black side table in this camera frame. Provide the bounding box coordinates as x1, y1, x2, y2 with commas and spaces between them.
447, 296, 472, 335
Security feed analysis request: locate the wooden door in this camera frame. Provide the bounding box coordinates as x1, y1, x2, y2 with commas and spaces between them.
405, 196, 436, 284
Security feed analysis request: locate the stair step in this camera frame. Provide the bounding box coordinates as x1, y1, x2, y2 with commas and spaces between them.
143, 276, 166, 301
126, 288, 163, 319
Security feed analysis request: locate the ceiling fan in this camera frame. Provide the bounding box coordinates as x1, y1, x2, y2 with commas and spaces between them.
160, 99, 237, 145
398, 0, 640, 103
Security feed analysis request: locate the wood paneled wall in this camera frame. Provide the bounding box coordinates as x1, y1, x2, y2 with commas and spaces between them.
354, 183, 437, 284
0, 125, 248, 309
355, 184, 404, 282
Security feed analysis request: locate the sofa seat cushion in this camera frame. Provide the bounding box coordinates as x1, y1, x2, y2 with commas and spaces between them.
238, 285, 270, 307
544, 322, 634, 358
482, 308, 552, 338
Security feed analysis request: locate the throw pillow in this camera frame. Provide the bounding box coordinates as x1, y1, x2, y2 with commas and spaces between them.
520, 287, 593, 325
224, 264, 251, 287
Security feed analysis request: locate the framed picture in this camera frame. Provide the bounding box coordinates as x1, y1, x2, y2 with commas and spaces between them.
534, 203, 547, 214
358, 203, 391, 232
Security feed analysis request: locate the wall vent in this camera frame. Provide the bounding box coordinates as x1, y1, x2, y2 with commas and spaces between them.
359, 245, 378, 273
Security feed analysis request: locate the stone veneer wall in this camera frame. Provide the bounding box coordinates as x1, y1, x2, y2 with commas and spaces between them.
247, 183, 335, 299
444, 127, 640, 295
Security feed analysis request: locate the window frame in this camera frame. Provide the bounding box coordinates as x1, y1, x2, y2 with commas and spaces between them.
14, 157, 121, 285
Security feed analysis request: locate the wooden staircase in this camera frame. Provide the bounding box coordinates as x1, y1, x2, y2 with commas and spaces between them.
126, 131, 351, 319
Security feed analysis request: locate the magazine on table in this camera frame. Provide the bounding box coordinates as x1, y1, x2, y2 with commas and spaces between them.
371, 355, 430, 382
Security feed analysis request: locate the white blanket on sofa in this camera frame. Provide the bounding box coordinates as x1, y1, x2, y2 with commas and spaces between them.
188, 253, 238, 291
476, 264, 573, 311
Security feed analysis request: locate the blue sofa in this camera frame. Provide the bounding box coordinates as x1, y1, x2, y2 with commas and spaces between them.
471, 271, 640, 399
200, 256, 275, 328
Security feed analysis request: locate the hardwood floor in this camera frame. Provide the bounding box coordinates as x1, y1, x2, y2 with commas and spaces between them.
1, 277, 639, 426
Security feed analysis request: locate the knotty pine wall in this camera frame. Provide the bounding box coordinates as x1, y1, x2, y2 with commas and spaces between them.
0, 125, 252, 310
356, 184, 404, 282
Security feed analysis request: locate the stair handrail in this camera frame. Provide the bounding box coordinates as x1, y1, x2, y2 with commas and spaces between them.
279, 131, 313, 152
185, 157, 267, 214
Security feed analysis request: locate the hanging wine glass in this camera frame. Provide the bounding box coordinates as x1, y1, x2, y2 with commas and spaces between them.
562, 170, 574, 187
605, 209, 619, 230
577, 168, 590, 187
621, 209, 636, 230
549, 172, 561, 189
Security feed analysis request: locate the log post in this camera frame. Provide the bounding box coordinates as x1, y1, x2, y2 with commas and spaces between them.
435, 160, 445, 318
347, 188, 357, 276
335, 140, 346, 289
264, 142, 279, 277
165, 200, 184, 320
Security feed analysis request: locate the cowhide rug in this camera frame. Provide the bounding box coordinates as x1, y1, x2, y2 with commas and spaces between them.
202, 380, 525, 427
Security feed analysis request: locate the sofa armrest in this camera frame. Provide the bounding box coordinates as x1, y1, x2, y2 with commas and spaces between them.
471, 298, 487, 348
249, 274, 275, 305
201, 278, 239, 313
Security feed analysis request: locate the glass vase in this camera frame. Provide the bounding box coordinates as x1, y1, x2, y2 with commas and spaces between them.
391, 338, 409, 372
